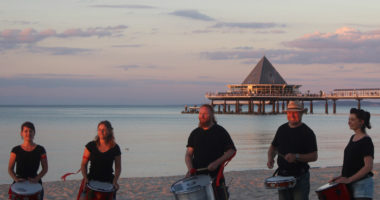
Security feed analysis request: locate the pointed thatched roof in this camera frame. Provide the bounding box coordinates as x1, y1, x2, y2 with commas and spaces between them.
242, 56, 287, 84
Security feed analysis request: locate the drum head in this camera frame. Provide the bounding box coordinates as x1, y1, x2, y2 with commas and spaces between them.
87, 180, 114, 192
11, 181, 42, 195
316, 182, 338, 192
266, 176, 295, 182
170, 175, 212, 194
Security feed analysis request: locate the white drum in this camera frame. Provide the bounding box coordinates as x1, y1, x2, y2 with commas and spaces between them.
10, 181, 42, 200
265, 176, 296, 190
171, 175, 215, 200
86, 180, 114, 200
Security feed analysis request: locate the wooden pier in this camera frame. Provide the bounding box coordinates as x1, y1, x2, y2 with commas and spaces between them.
182, 56, 380, 115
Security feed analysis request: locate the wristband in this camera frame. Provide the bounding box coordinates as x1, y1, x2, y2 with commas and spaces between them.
189, 168, 197, 175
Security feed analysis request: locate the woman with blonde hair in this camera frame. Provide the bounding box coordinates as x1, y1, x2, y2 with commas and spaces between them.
80, 120, 121, 200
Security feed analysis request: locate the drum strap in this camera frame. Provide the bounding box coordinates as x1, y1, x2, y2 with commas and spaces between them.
76, 179, 86, 200
272, 168, 280, 177
61, 169, 81, 181
8, 186, 12, 199
215, 152, 236, 187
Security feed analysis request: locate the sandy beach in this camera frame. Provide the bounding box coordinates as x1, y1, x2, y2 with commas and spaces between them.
1, 163, 378, 200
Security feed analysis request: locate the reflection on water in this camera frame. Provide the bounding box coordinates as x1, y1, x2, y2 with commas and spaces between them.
0, 105, 379, 184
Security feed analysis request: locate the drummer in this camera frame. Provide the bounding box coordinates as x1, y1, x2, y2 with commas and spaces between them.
80, 120, 121, 200
185, 104, 236, 200
267, 101, 318, 200
330, 108, 374, 199
8, 121, 48, 200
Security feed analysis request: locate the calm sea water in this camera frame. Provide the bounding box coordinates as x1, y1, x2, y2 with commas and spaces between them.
0, 105, 379, 184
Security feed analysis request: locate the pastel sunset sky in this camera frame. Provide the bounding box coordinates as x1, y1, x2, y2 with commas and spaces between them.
1, 0, 380, 104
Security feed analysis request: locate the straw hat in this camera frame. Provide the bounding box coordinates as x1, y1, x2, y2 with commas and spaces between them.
286, 101, 303, 112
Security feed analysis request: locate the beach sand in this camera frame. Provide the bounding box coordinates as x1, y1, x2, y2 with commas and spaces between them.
1, 163, 379, 200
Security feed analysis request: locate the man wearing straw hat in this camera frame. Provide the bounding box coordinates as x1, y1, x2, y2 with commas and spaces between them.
267, 100, 318, 200
185, 104, 236, 200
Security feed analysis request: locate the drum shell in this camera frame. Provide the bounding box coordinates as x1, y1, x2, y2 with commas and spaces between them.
315, 183, 351, 200
265, 176, 296, 190
10, 192, 41, 200
86, 188, 114, 200
171, 175, 215, 200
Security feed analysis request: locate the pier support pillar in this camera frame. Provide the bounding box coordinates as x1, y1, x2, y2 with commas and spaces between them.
248, 100, 253, 113
223, 100, 226, 113
276, 101, 280, 113
262, 101, 266, 114
235, 100, 240, 113
357, 99, 361, 109
218, 104, 221, 113
310, 101, 314, 114
325, 100, 328, 114
228, 105, 230, 112
272, 101, 276, 113
282, 101, 285, 112
258, 101, 262, 113
333, 100, 336, 114
211, 100, 214, 108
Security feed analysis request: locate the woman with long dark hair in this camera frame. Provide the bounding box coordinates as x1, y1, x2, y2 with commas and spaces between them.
332, 108, 374, 200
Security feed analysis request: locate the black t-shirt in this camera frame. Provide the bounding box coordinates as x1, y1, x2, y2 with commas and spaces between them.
342, 135, 374, 178
186, 124, 236, 178
11, 145, 46, 180
86, 141, 121, 183
271, 123, 317, 176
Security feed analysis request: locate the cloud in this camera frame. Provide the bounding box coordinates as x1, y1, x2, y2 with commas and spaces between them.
29, 46, 94, 55
0, 75, 225, 89
1, 20, 38, 25
284, 27, 380, 49
169, 10, 215, 21
0, 25, 128, 52
116, 65, 140, 70
112, 44, 143, 48
91, 4, 156, 9
211, 22, 285, 29
202, 27, 380, 64
115, 64, 159, 71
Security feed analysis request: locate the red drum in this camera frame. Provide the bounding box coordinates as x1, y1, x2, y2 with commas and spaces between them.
9, 181, 42, 200
265, 176, 296, 190
315, 182, 351, 200
86, 180, 114, 200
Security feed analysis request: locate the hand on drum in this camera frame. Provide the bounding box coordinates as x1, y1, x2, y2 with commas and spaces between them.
14, 177, 26, 182
112, 181, 119, 191
328, 176, 341, 183
28, 177, 39, 183
185, 168, 196, 177
333, 176, 351, 184
267, 159, 275, 169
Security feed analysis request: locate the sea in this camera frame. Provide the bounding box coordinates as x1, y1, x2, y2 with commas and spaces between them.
0, 104, 379, 184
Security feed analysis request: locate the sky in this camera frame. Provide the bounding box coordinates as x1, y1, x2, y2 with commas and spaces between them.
1, 0, 380, 105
